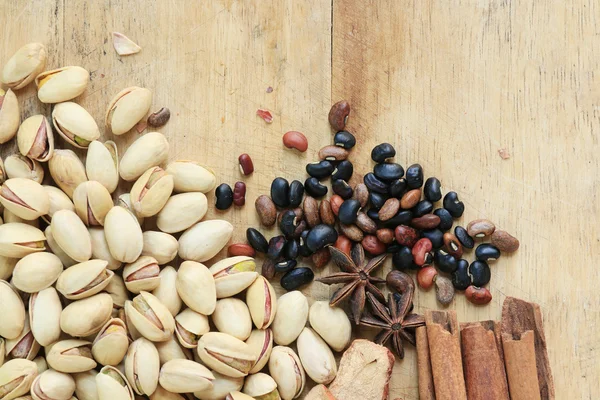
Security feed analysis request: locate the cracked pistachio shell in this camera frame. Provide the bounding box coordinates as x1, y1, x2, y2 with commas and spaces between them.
105, 87, 152, 135
120, 308, 141, 342
52, 102, 99, 148
120, 132, 169, 181
125, 291, 175, 342
60, 293, 113, 337
226, 392, 255, 400
152, 266, 181, 317
193, 371, 243, 400
29, 287, 62, 346
159, 359, 214, 394
31, 369, 75, 400
196, 332, 256, 378
56, 259, 113, 300
142, 231, 178, 265
0, 158, 5, 185
0, 256, 18, 281
104, 274, 128, 309
308, 301, 352, 352
242, 373, 279, 399
46, 339, 96, 373
2, 43, 46, 89
213, 299, 252, 341
5, 155, 43, 184
156, 192, 207, 234
16, 115, 54, 162
0, 178, 49, 220
246, 276, 277, 330
44, 226, 76, 267
0, 280, 25, 339
271, 291, 308, 346
42, 186, 74, 224
51, 209, 92, 262
123, 256, 160, 294
86, 140, 118, 194
0, 89, 20, 144
176, 261, 216, 315
130, 167, 173, 217
0, 222, 45, 258
73, 181, 113, 226
124, 337, 160, 395
5, 317, 40, 361
73, 370, 99, 400
155, 335, 193, 366
210, 256, 258, 298
117, 194, 144, 226
92, 318, 129, 366
174, 308, 209, 349
268, 346, 305, 400
35, 66, 89, 103
0, 359, 38, 399
165, 161, 216, 193
104, 206, 143, 263
4, 209, 39, 228
245, 329, 273, 375
48, 149, 87, 198
96, 365, 134, 400
12, 252, 63, 293
88, 227, 121, 270
296, 328, 337, 385
178, 220, 233, 263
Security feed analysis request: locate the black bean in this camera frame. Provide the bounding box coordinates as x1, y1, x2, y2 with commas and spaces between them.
292, 220, 307, 240
306, 224, 338, 252
475, 244, 501, 261
284, 239, 299, 260
274, 259, 297, 273
443, 191, 465, 218
413, 200, 433, 217
451, 259, 471, 290
371, 143, 396, 163
267, 235, 286, 260
333, 131, 356, 149
386, 243, 401, 253
369, 192, 388, 209
366, 209, 380, 221
298, 230, 313, 257
304, 177, 328, 198
364, 173, 389, 194
434, 249, 458, 273
246, 228, 268, 253
373, 162, 404, 182
433, 208, 453, 231
469, 260, 491, 286
392, 246, 418, 270
382, 210, 413, 228
421, 229, 444, 249
424, 177, 442, 202
279, 210, 299, 238
338, 199, 361, 225
454, 226, 474, 249
405, 164, 424, 189
288, 180, 304, 208
271, 177, 290, 208
215, 183, 233, 210
306, 161, 334, 179
281, 267, 314, 291
332, 179, 353, 199
389, 178, 407, 198
331, 160, 353, 181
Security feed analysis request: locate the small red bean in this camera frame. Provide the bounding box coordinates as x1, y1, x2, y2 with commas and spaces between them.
412, 238, 433, 266
329, 195, 344, 216
238, 154, 254, 175
334, 235, 352, 256
233, 182, 246, 206
465, 286, 493, 305
227, 243, 256, 257
417, 266, 437, 290
361, 235, 386, 255
282, 131, 308, 152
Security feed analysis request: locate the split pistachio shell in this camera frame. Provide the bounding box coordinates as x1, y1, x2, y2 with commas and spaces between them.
73, 370, 99, 400
46, 339, 96, 373
86, 141, 119, 194
152, 266, 182, 316
0, 178, 49, 220
105, 87, 152, 135
44, 226, 76, 268
268, 346, 305, 400
124, 337, 160, 395
196, 332, 256, 378
12, 252, 63, 293
226, 392, 255, 400
120, 308, 141, 341
174, 308, 209, 349
4, 155, 43, 183
178, 220, 233, 262
296, 328, 337, 385
155, 335, 193, 366
0, 256, 18, 280
52, 102, 99, 148
56, 259, 113, 300
123, 256, 160, 294
210, 256, 258, 298
117, 194, 144, 225
31, 369, 75, 400
245, 329, 273, 374
156, 192, 207, 234
176, 261, 216, 315
5, 317, 40, 361
2, 43, 47, 89
158, 359, 214, 394
120, 132, 169, 181
193, 371, 244, 400
142, 231, 178, 265
48, 149, 88, 198
212, 298, 252, 341
92, 318, 129, 366
0, 223, 45, 258
35, 66, 90, 103
60, 293, 113, 337
0, 89, 20, 144
51, 209, 92, 262
88, 227, 121, 270
42, 186, 74, 224
104, 206, 143, 263
308, 301, 352, 352
242, 373, 279, 400
16, 115, 54, 162
246, 276, 277, 330
95, 365, 134, 400
73, 181, 113, 226
0, 359, 38, 399
29, 287, 62, 346
165, 161, 216, 193
125, 291, 175, 342
0, 280, 25, 339
271, 291, 308, 346
130, 167, 173, 217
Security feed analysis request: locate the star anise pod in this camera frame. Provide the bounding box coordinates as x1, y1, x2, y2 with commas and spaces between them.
316, 244, 387, 324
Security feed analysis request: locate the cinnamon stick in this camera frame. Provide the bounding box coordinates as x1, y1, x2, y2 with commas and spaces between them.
416, 326, 435, 400
503, 330, 541, 400
460, 321, 509, 400
425, 310, 467, 400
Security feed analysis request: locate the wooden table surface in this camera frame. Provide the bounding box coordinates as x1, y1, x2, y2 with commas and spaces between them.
1, 1, 598, 398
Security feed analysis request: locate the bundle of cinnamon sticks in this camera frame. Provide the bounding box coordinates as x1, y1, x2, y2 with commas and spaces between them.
417, 297, 555, 400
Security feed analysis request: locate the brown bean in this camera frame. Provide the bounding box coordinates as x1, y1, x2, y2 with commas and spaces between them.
412, 238, 433, 266
442, 232, 463, 258
277, 208, 303, 225
334, 235, 352, 256
255, 195, 277, 226
361, 235, 386, 255
312, 248, 331, 268
227, 244, 256, 257
491, 230, 520, 253
282, 131, 308, 152
318, 145, 349, 161
435, 276, 455, 305
400, 189, 421, 209
233, 182, 246, 206
376, 228, 395, 244
330, 195, 344, 216
147, 107, 171, 127
328, 100, 350, 131
467, 219, 496, 238
352, 183, 369, 208
355, 212, 377, 234
417, 266, 437, 290
302, 196, 320, 228
378, 198, 400, 221
411, 214, 440, 230
261, 258, 275, 279
465, 286, 493, 305
394, 225, 419, 247
319, 200, 335, 225
339, 223, 364, 242
238, 153, 254, 175
292, 220, 307, 239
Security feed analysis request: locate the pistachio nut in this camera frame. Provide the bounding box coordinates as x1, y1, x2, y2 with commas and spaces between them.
246, 276, 277, 330
245, 329, 273, 374
0, 256, 18, 281
86, 140, 118, 193
0, 178, 49, 220
42, 185, 74, 224
0, 89, 20, 144
225, 392, 255, 400
212, 298, 252, 341
308, 301, 352, 352
296, 328, 337, 385
60, 293, 112, 337
88, 227, 121, 270
0, 359, 38, 399
130, 167, 173, 218
29, 287, 62, 346
151, 266, 182, 316
176, 261, 216, 315
104, 206, 143, 263
0, 280, 25, 339
178, 220, 233, 262
156, 192, 208, 234
197, 332, 256, 378
44, 226, 76, 268
48, 149, 88, 198
193, 371, 243, 400
120, 308, 141, 341
16, 115, 54, 162
4, 155, 43, 184
31, 368, 75, 400
95, 365, 134, 400
125, 291, 175, 342
117, 193, 144, 226
91, 318, 129, 366
5, 317, 40, 361
3, 209, 39, 228
124, 337, 160, 395
73, 181, 113, 226
32, 357, 47, 375
0, 338, 4, 368
268, 346, 305, 400
104, 274, 128, 310
174, 308, 209, 349
210, 256, 258, 299
105, 87, 152, 135
45, 339, 96, 373
150, 384, 189, 400
51, 102, 99, 148
2, 43, 46, 89
51, 209, 92, 262
123, 256, 160, 294
73, 370, 99, 400
271, 291, 308, 346
12, 252, 63, 293
120, 132, 169, 181
0, 222, 44, 259
242, 373, 280, 400
157, 359, 213, 394
0, 159, 5, 186
142, 231, 178, 265
56, 259, 113, 300
35, 66, 89, 103
155, 335, 193, 365
165, 161, 216, 193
